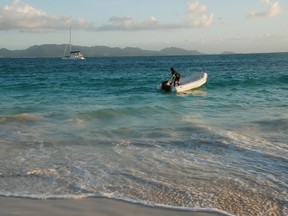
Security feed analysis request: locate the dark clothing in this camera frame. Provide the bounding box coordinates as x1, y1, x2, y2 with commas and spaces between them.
171, 68, 181, 86
173, 71, 180, 81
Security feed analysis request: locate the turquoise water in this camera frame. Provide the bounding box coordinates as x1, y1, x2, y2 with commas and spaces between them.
0, 53, 287, 215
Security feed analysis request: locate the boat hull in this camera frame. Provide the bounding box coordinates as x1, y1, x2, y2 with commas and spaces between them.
175, 72, 207, 93
62, 51, 85, 60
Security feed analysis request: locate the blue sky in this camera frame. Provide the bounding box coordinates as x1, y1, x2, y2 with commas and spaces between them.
0, 0, 287, 53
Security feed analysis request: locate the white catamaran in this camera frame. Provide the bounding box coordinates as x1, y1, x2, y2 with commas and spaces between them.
63, 27, 85, 60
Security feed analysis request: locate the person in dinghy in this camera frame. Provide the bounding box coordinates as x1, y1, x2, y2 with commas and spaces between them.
169, 67, 181, 87
161, 67, 181, 92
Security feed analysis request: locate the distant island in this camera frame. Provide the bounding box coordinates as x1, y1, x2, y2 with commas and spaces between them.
0, 44, 207, 58
220, 51, 236, 55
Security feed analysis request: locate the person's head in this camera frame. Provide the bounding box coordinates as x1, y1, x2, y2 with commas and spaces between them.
170, 67, 175, 74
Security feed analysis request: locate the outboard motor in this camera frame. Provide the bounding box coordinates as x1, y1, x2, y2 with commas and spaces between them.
161, 80, 171, 92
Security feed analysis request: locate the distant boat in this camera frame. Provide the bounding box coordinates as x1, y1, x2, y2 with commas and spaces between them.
62, 27, 85, 60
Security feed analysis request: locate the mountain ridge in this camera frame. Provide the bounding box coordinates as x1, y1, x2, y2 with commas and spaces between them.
0, 44, 205, 58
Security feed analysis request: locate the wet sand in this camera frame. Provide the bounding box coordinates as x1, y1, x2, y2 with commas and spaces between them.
0, 197, 230, 216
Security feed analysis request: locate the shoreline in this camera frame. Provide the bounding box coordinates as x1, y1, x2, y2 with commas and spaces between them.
0, 196, 230, 216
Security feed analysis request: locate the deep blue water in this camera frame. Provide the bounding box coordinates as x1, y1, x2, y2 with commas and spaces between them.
0, 53, 287, 215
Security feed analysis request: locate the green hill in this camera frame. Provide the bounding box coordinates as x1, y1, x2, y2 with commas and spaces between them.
0, 44, 204, 58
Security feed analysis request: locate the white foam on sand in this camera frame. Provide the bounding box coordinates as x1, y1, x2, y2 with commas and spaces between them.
0, 196, 232, 216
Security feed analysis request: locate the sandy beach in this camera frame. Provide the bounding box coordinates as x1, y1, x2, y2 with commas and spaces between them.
0, 197, 229, 216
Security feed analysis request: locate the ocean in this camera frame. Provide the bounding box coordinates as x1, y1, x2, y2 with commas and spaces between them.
0, 53, 287, 216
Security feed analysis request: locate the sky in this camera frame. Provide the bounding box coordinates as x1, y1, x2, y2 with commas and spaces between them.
0, 0, 287, 54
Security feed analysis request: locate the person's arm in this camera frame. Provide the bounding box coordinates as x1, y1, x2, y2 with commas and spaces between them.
168, 74, 175, 84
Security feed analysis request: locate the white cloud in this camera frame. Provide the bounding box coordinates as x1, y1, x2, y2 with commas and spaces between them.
98, 1, 213, 31
98, 16, 165, 31
185, 1, 213, 27
0, 0, 213, 32
97, 15, 185, 31
247, 0, 281, 19
0, 0, 93, 31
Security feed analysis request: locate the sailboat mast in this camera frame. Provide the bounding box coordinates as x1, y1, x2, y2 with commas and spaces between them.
69, 26, 72, 53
